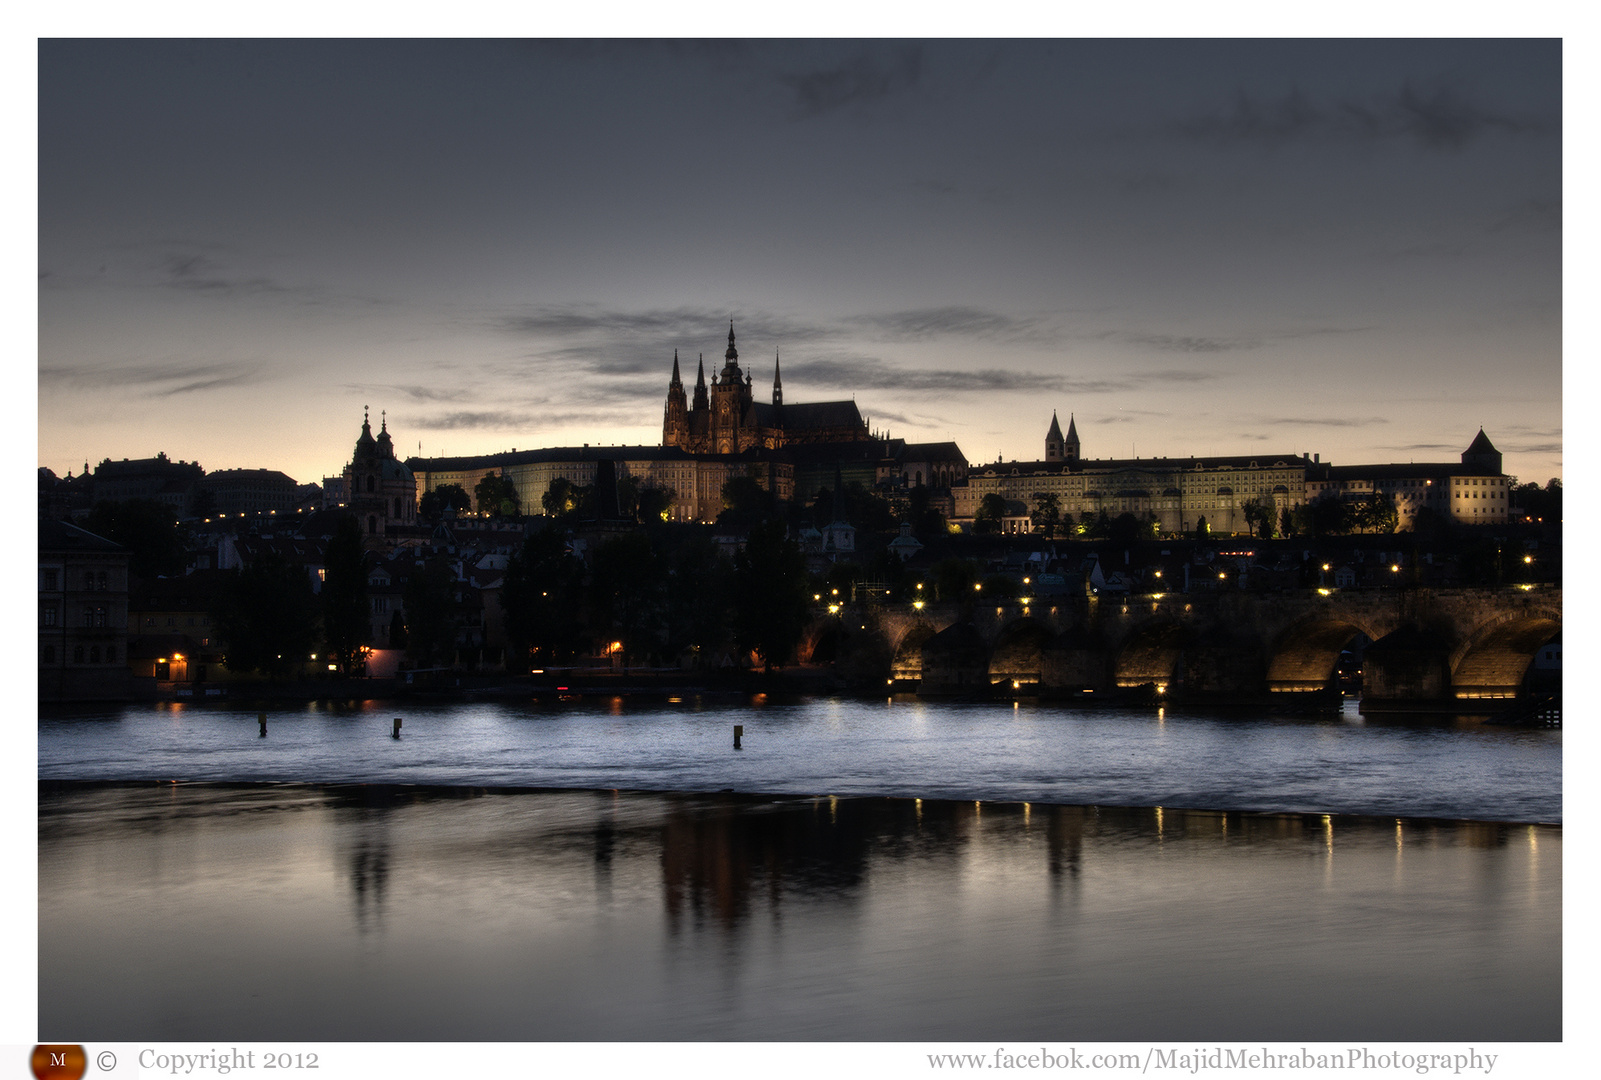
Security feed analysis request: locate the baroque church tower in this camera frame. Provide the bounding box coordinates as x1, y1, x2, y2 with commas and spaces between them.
344, 407, 417, 545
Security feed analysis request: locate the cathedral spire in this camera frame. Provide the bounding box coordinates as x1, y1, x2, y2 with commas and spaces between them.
670, 349, 682, 388
725, 320, 738, 362
692, 353, 708, 410
773, 349, 783, 406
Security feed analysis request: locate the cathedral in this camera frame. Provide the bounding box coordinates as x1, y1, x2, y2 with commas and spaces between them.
663, 322, 870, 453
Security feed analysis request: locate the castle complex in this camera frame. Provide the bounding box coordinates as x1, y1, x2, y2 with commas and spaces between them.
388, 320, 1513, 535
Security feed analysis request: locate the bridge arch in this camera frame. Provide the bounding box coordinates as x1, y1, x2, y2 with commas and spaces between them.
1449, 611, 1562, 700
1113, 620, 1192, 691
1266, 616, 1383, 694
988, 618, 1056, 687
890, 620, 938, 681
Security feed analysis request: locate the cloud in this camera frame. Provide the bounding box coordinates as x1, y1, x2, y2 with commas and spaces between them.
498, 303, 1053, 357
1262, 417, 1389, 428
786, 355, 1216, 396
1171, 82, 1550, 150
1120, 332, 1263, 354
780, 47, 922, 117
404, 410, 538, 431
1110, 325, 1369, 353
844, 306, 1044, 343
41, 360, 266, 397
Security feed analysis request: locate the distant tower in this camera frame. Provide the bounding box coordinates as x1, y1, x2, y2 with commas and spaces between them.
773, 349, 783, 406
1461, 428, 1502, 474
711, 320, 752, 454
663, 350, 689, 448
344, 406, 416, 546
692, 354, 709, 412
1065, 413, 1080, 462
1045, 411, 1065, 462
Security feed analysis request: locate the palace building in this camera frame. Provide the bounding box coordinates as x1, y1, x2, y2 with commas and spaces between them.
951, 418, 1512, 534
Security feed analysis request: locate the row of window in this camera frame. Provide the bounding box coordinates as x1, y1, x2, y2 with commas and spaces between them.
41, 644, 117, 664
38, 570, 113, 592
40, 607, 114, 627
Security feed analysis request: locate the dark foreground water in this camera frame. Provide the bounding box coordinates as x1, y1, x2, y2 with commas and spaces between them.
40, 782, 1559, 1042
39, 698, 1561, 1041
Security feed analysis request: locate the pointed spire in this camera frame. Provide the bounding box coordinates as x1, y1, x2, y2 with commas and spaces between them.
1047, 410, 1064, 440
772, 349, 783, 406
725, 319, 738, 362
696, 354, 706, 388
670, 349, 682, 388
1066, 413, 1078, 440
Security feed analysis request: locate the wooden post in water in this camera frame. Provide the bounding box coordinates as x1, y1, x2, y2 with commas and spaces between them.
393, 717, 402, 739
258, 712, 267, 738
733, 724, 743, 750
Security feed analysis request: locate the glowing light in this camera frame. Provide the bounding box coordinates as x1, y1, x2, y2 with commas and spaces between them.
1156, 683, 1166, 695
1318, 588, 1332, 596
913, 600, 925, 610
828, 604, 841, 614
974, 583, 982, 592
1391, 564, 1400, 573
327, 663, 338, 671
1524, 555, 1534, 564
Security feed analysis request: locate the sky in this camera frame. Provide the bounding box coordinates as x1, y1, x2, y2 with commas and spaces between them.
37, 37, 1563, 487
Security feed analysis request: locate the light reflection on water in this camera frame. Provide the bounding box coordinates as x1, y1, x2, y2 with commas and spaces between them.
38, 696, 1560, 822
40, 783, 1559, 1042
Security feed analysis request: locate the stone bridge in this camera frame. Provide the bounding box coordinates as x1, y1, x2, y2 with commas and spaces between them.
800, 586, 1561, 707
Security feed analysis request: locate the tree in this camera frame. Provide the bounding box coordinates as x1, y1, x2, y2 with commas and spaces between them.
1031, 491, 1062, 539
474, 471, 519, 517
542, 477, 583, 519
83, 499, 190, 580
501, 527, 584, 666
906, 484, 946, 537
636, 484, 675, 523
1310, 497, 1349, 536
403, 554, 461, 667
1241, 498, 1275, 540
1194, 515, 1209, 539
662, 532, 734, 664
732, 519, 810, 671
320, 514, 370, 674
932, 558, 980, 602
717, 476, 776, 532
974, 493, 1008, 534
215, 549, 320, 679
588, 532, 666, 666
419, 483, 471, 521
387, 609, 408, 649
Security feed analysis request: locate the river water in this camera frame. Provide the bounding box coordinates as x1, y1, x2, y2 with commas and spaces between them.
38, 697, 1561, 1042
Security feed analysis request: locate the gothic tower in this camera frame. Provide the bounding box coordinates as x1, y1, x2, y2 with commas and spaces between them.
773, 349, 783, 407
663, 350, 689, 448
710, 320, 752, 454
1065, 413, 1080, 462
1045, 411, 1065, 462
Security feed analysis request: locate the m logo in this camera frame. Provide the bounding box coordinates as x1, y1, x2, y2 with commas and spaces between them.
30, 1045, 86, 1080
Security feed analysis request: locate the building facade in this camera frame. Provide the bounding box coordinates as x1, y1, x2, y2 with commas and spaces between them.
39, 520, 132, 701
